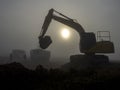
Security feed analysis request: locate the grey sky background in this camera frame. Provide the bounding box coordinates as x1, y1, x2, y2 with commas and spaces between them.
0, 0, 120, 61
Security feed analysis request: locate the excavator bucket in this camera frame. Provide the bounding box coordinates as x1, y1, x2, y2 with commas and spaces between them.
39, 36, 52, 49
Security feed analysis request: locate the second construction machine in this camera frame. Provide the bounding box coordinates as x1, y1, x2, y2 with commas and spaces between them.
39, 9, 114, 67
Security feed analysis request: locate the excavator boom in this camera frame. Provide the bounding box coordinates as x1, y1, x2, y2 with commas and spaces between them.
40, 9, 85, 37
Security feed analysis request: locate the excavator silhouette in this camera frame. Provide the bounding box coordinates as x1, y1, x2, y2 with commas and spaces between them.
39, 8, 114, 68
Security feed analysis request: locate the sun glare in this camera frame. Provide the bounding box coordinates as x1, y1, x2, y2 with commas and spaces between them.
61, 28, 70, 39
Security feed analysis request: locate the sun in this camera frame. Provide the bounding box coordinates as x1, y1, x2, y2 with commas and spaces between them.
61, 28, 70, 39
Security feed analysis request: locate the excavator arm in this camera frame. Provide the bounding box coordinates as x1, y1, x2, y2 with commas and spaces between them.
39, 9, 53, 37
39, 8, 85, 49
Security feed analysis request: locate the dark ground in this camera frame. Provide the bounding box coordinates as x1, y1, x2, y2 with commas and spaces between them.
0, 61, 120, 90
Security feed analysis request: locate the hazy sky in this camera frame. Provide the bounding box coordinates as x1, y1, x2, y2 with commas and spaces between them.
0, 0, 120, 60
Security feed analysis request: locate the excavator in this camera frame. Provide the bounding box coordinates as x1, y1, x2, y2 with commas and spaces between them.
38, 8, 114, 68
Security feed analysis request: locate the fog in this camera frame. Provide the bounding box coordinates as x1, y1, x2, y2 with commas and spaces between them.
0, 0, 120, 61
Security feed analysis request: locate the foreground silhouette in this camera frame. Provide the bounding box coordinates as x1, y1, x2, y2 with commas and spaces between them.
0, 62, 120, 90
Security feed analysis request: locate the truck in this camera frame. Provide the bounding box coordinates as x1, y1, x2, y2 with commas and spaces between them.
10, 49, 26, 61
